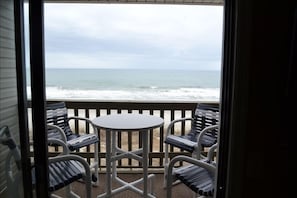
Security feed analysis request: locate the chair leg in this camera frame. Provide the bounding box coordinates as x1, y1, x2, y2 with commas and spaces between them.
163, 164, 168, 188
50, 185, 80, 198
92, 142, 99, 186
79, 142, 99, 186
67, 185, 81, 198
164, 145, 181, 188
192, 191, 197, 198
85, 168, 92, 198
69, 191, 80, 198
166, 166, 173, 198
149, 173, 155, 195
50, 194, 63, 198
164, 143, 169, 188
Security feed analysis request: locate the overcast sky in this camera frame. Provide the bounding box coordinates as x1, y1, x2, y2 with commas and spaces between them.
25, 4, 223, 70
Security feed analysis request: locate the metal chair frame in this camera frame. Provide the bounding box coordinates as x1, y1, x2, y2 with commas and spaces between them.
46, 102, 99, 185
164, 103, 219, 187
166, 144, 217, 198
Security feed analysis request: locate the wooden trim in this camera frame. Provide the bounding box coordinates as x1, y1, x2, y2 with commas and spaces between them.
14, 0, 33, 197
28, 0, 49, 197
216, 0, 233, 197
43, 0, 224, 6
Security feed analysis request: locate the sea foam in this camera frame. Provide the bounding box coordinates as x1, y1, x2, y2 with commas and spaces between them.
27, 86, 220, 101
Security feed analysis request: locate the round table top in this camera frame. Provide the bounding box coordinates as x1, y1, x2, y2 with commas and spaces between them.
92, 113, 164, 131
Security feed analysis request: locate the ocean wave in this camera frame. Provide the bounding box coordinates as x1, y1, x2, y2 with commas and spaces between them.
27, 86, 220, 101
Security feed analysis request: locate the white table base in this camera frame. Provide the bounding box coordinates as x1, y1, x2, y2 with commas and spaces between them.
97, 129, 156, 198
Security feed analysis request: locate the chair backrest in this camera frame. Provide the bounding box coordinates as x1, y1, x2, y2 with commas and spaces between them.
46, 102, 74, 139
190, 103, 220, 145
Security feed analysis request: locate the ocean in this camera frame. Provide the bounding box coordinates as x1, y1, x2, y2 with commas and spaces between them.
26, 68, 220, 101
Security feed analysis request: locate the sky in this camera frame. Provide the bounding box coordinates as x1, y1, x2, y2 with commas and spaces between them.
25, 3, 223, 70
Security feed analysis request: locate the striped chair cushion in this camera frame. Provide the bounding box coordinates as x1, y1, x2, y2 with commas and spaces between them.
175, 164, 215, 196
32, 159, 84, 192
48, 160, 84, 192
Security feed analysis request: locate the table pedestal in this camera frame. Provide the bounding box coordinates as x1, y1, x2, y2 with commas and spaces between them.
97, 129, 156, 198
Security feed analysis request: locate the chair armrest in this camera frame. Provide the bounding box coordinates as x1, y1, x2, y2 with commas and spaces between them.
196, 125, 219, 154
207, 143, 218, 162
48, 138, 69, 154
166, 117, 193, 137
168, 155, 216, 174
47, 124, 67, 142
68, 116, 92, 123
67, 117, 98, 135
49, 154, 90, 175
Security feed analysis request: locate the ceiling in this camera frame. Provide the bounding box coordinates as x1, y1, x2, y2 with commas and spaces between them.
44, 0, 223, 5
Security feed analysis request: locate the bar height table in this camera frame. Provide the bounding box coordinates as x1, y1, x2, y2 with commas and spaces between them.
92, 113, 164, 198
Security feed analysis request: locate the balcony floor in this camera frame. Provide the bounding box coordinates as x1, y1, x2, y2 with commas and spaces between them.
55, 173, 194, 198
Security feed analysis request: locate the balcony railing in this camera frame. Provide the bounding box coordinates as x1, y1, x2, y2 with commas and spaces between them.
28, 100, 219, 172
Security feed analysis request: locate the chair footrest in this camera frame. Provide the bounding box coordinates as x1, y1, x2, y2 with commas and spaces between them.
67, 134, 99, 151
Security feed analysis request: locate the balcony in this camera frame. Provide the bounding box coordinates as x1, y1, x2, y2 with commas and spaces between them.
28, 100, 219, 197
